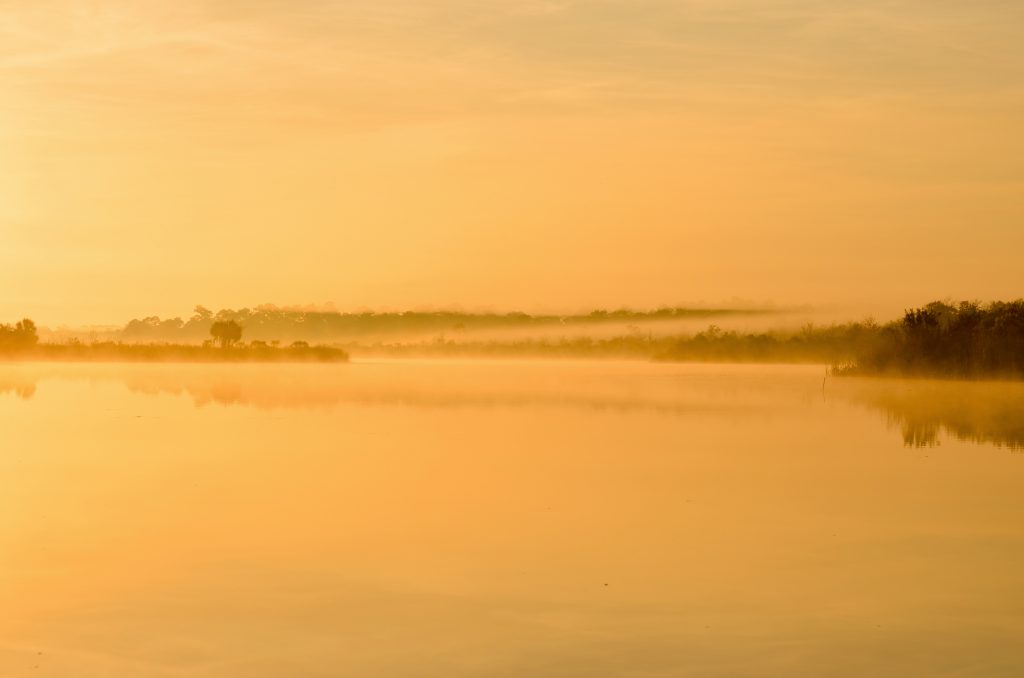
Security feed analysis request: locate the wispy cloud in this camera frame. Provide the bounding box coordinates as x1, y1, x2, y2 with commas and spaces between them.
3, 0, 1022, 131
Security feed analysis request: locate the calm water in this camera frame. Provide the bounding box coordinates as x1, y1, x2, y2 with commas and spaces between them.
1, 360, 1023, 677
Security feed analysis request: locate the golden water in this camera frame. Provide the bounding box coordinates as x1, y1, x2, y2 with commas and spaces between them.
2, 361, 1022, 676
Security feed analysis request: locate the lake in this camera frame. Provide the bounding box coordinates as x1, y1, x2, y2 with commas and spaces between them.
2, 360, 1023, 677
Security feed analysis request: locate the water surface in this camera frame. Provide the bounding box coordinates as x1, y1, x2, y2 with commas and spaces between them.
2, 361, 1022, 677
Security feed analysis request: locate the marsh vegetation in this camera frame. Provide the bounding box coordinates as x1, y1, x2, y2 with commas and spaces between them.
114, 305, 777, 344
2, 316, 347, 362
6, 300, 1022, 377
840, 301, 1024, 379
333, 300, 1024, 376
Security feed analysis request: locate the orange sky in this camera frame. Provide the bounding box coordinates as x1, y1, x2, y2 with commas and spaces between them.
2, 0, 1022, 325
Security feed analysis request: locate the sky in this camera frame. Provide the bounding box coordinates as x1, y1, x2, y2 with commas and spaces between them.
2, 0, 1023, 325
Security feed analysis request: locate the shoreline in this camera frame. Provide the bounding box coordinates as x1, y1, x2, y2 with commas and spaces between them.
0, 344, 349, 364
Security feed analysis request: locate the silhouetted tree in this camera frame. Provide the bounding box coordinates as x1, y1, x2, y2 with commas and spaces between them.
15, 319, 38, 347
850, 300, 1024, 378
210, 320, 243, 348
0, 318, 39, 352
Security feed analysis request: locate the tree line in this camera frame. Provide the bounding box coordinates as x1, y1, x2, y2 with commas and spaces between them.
843, 300, 1024, 378
119, 305, 774, 343
499, 299, 1023, 375
4, 300, 1022, 376
1, 317, 347, 362
0, 319, 38, 352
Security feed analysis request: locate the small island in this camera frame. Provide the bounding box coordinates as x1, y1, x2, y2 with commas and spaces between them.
0, 318, 349, 363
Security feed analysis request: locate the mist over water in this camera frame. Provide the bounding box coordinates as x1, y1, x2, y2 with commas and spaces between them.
2, 361, 1023, 677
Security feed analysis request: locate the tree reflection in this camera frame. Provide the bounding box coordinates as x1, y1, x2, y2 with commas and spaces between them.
4, 366, 1023, 452
841, 379, 1024, 451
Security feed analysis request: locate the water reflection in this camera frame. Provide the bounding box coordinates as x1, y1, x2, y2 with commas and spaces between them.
0, 375, 36, 399
4, 362, 1023, 452
835, 378, 1024, 451
0, 361, 812, 416
3, 361, 1024, 676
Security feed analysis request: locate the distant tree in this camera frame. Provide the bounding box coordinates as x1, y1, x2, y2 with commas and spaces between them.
0, 318, 39, 352
210, 320, 243, 348
15, 319, 38, 347
848, 299, 1024, 378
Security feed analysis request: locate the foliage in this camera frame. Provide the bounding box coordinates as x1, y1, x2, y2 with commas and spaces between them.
845, 300, 1024, 378
0, 318, 39, 352
119, 305, 776, 344
5, 299, 1022, 376
210, 319, 243, 348
344, 322, 883, 363
657, 321, 883, 364
0, 314, 346, 362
